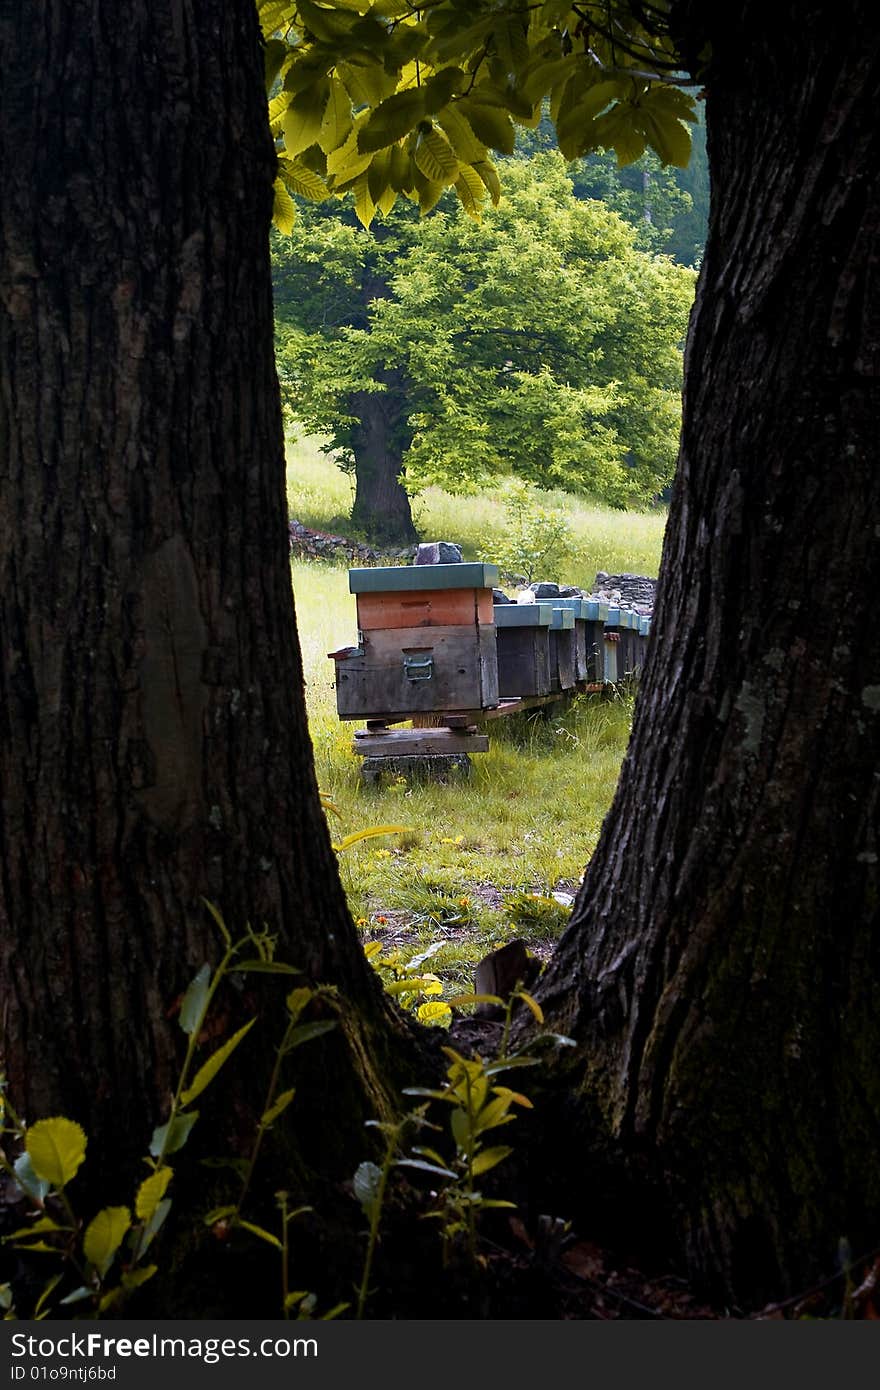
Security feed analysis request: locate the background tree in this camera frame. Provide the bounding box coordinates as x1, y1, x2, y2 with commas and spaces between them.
274, 153, 694, 539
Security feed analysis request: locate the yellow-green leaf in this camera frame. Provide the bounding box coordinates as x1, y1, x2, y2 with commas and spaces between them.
180, 1018, 257, 1107
416, 1001, 453, 1026
470, 1145, 513, 1177
414, 128, 459, 185
358, 88, 427, 154
25, 1118, 87, 1189
472, 160, 501, 206
514, 990, 544, 1024
83, 1206, 131, 1277
261, 1088, 296, 1127
319, 76, 353, 155
273, 178, 297, 235
239, 1220, 283, 1251
282, 81, 330, 157
278, 157, 329, 202
332, 824, 411, 852
454, 164, 486, 220
457, 99, 515, 156
135, 1168, 173, 1223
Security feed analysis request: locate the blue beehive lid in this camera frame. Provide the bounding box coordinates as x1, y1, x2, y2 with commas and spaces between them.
349, 562, 499, 594
583, 599, 600, 621
493, 603, 553, 627
639, 615, 652, 636
547, 606, 575, 629
547, 596, 588, 619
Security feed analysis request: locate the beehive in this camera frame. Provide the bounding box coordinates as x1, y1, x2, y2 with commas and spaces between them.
493, 603, 553, 698
547, 605, 576, 691
332, 563, 499, 720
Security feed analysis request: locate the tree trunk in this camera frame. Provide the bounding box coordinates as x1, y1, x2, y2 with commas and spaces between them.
349, 372, 419, 544
537, 3, 880, 1304
0, 0, 412, 1186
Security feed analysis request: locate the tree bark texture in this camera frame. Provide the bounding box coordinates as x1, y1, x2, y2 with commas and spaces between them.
0, 0, 409, 1176
539, 3, 880, 1302
349, 371, 419, 544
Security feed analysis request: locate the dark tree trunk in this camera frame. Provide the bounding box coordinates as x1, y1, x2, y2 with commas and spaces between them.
349, 371, 418, 544
0, 0, 412, 1184
537, 4, 880, 1303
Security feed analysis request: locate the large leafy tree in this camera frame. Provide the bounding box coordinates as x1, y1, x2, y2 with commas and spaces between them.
2, 0, 878, 1313
274, 152, 694, 539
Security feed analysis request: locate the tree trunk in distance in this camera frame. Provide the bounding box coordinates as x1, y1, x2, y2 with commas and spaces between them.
349, 372, 419, 545
0, 0, 416, 1192
535, 2, 880, 1304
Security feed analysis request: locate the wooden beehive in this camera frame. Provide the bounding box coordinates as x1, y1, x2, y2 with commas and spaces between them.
545, 597, 592, 682
547, 605, 576, 691
493, 603, 553, 698
332, 563, 499, 720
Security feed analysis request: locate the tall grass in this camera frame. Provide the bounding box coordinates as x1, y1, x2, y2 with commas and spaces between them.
286, 435, 666, 585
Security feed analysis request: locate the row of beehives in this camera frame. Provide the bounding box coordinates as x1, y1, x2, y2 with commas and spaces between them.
329, 562, 651, 723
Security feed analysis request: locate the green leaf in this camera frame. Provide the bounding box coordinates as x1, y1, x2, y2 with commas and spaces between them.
25, 1118, 87, 1189
264, 38, 289, 93
4, 1216, 69, 1242
278, 158, 329, 203
319, 76, 353, 155
180, 1018, 256, 1106
285, 985, 315, 1021
472, 160, 501, 206
414, 128, 459, 185
179, 964, 212, 1036
261, 1088, 296, 1127
121, 1265, 158, 1293
34, 1273, 63, 1318
358, 89, 427, 154
203, 1205, 238, 1225
384, 977, 440, 996
514, 990, 544, 1024
83, 1206, 131, 1277
283, 80, 330, 157
470, 1145, 513, 1177
135, 1167, 173, 1223
446, 992, 504, 1008
135, 1197, 172, 1260
457, 99, 515, 156
201, 898, 231, 948
13, 1152, 50, 1204
232, 959, 301, 975
239, 1220, 283, 1250
416, 1001, 453, 1026
454, 165, 486, 220
353, 1160, 382, 1218
149, 1110, 199, 1158
281, 1020, 337, 1051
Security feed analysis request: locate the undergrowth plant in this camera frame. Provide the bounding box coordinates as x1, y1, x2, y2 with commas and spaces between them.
0, 909, 336, 1321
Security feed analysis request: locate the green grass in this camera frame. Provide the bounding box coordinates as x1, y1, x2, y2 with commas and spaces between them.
286, 435, 666, 587
288, 438, 661, 1012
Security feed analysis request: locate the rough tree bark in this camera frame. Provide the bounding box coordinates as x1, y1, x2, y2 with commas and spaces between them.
0, 0, 412, 1184
537, 2, 880, 1303
348, 370, 419, 544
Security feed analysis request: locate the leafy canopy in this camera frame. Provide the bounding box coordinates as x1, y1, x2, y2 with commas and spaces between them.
258, 1, 699, 229
274, 154, 695, 505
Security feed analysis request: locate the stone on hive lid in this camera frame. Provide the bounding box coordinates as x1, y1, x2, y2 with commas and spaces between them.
530, 581, 560, 599
415, 540, 463, 565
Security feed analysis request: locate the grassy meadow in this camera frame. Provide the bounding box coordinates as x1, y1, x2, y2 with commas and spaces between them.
288, 440, 666, 999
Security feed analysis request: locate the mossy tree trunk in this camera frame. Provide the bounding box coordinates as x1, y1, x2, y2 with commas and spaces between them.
0, 0, 414, 1186
537, 2, 880, 1304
